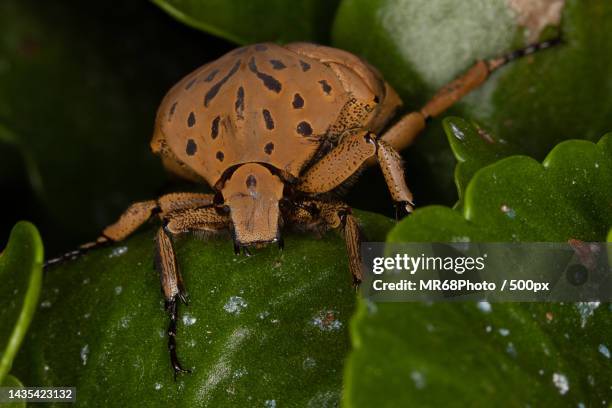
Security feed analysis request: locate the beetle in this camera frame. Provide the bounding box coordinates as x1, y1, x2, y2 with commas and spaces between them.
46, 39, 559, 376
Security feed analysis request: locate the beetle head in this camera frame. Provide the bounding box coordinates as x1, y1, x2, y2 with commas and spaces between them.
221, 163, 284, 248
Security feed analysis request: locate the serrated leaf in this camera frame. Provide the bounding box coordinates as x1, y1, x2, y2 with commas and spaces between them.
344, 135, 612, 407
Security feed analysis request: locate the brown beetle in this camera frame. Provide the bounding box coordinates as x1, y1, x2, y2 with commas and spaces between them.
47, 40, 559, 375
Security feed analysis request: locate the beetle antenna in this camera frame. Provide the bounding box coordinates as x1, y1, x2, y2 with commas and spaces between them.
487, 36, 563, 71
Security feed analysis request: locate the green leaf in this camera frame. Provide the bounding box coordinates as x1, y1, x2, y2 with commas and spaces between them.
333, 0, 612, 205
443, 117, 516, 204
344, 135, 612, 406
152, 0, 341, 44
1, 375, 26, 408
0, 221, 43, 384
13, 211, 393, 406
389, 133, 612, 242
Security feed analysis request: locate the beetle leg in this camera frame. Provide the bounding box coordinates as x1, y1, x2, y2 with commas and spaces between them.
341, 210, 363, 287
378, 38, 561, 153
157, 207, 229, 377
44, 193, 215, 268
155, 226, 190, 378
288, 200, 363, 286
297, 131, 413, 215
298, 131, 376, 194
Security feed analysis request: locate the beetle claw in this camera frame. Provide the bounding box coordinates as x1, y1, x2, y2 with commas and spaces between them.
394, 200, 414, 220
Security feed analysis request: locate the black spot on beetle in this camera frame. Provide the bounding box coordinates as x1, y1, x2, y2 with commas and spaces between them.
185, 78, 197, 90
269, 59, 286, 70
262, 109, 274, 130
216, 151, 224, 161
264, 142, 274, 154
292, 93, 304, 109
319, 80, 332, 95
373, 95, 380, 103
254, 44, 268, 51
204, 60, 241, 107
186, 139, 197, 156
168, 102, 178, 120
248, 57, 282, 93
235, 87, 244, 119
211, 116, 220, 139
299, 60, 311, 72
204, 69, 219, 82
187, 112, 196, 127
296, 121, 313, 136
246, 175, 257, 188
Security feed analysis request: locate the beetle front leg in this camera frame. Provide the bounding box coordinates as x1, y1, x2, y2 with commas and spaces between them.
155, 226, 190, 377
44, 193, 214, 268
157, 207, 229, 378
297, 131, 413, 216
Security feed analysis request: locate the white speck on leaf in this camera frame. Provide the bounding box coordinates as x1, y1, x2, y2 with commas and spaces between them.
114, 286, 122, 295
506, 342, 517, 357
258, 311, 270, 320
411, 370, 426, 389
109, 246, 128, 258
449, 123, 465, 140
233, 367, 248, 379
576, 301, 600, 328
500, 204, 516, 219
477, 300, 492, 313
183, 313, 197, 326
499, 328, 510, 336
598, 344, 610, 359
80, 344, 90, 366
303, 357, 316, 370
486, 325, 492, 333
552, 372, 569, 395
82, 278, 90, 285
312, 310, 342, 331
120, 316, 131, 329
154, 383, 162, 391
223, 296, 247, 315
40, 300, 52, 308
264, 400, 276, 408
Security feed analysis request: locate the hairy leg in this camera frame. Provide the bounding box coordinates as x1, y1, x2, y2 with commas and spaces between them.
44, 192, 214, 267
156, 207, 229, 377
297, 131, 413, 214
287, 199, 363, 285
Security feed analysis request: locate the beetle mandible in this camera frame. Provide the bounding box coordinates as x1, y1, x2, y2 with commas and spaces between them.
46, 39, 560, 376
